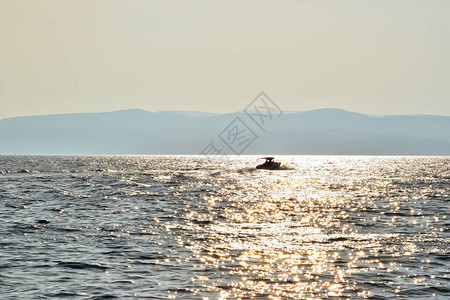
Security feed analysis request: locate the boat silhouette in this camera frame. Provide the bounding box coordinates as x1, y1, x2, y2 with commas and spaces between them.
256, 157, 281, 170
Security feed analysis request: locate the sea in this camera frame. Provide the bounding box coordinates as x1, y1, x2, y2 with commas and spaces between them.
0, 155, 448, 299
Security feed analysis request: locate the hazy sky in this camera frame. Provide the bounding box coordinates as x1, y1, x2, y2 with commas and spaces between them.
1, 0, 449, 118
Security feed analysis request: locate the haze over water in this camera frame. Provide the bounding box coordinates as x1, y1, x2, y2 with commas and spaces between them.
1, 155, 449, 299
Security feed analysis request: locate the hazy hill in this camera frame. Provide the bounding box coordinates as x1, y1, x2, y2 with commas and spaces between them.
0, 108, 448, 155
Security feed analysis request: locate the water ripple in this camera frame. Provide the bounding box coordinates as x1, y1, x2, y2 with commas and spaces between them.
0, 155, 448, 298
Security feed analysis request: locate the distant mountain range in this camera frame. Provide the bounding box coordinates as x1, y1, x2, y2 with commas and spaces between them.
0, 108, 448, 155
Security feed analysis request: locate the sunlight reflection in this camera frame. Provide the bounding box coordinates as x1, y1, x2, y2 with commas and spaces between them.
177, 156, 447, 298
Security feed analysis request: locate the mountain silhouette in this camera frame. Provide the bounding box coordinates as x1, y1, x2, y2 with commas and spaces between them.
0, 108, 448, 155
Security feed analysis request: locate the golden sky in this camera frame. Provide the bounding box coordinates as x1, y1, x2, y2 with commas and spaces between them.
1, 0, 449, 118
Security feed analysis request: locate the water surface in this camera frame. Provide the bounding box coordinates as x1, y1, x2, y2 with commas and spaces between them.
0, 156, 448, 299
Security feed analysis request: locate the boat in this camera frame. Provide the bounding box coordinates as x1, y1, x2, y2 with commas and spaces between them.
256, 157, 281, 170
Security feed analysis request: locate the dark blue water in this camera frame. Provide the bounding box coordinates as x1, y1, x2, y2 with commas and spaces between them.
0, 156, 449, 299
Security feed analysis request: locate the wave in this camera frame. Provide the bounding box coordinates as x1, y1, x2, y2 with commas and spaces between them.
0, 169, 39, 174
278, 164, 297, 170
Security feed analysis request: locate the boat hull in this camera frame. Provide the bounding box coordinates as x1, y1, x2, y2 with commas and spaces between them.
256, 162, 281, 170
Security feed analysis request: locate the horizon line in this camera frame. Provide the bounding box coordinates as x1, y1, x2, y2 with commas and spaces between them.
2, 107, 449, 121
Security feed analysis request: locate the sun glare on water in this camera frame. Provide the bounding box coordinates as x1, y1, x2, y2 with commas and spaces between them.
169, 156, 443, 299
1, 155, 447, 299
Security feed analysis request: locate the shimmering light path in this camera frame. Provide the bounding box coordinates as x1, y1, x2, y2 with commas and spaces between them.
0, 156, 448, 298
